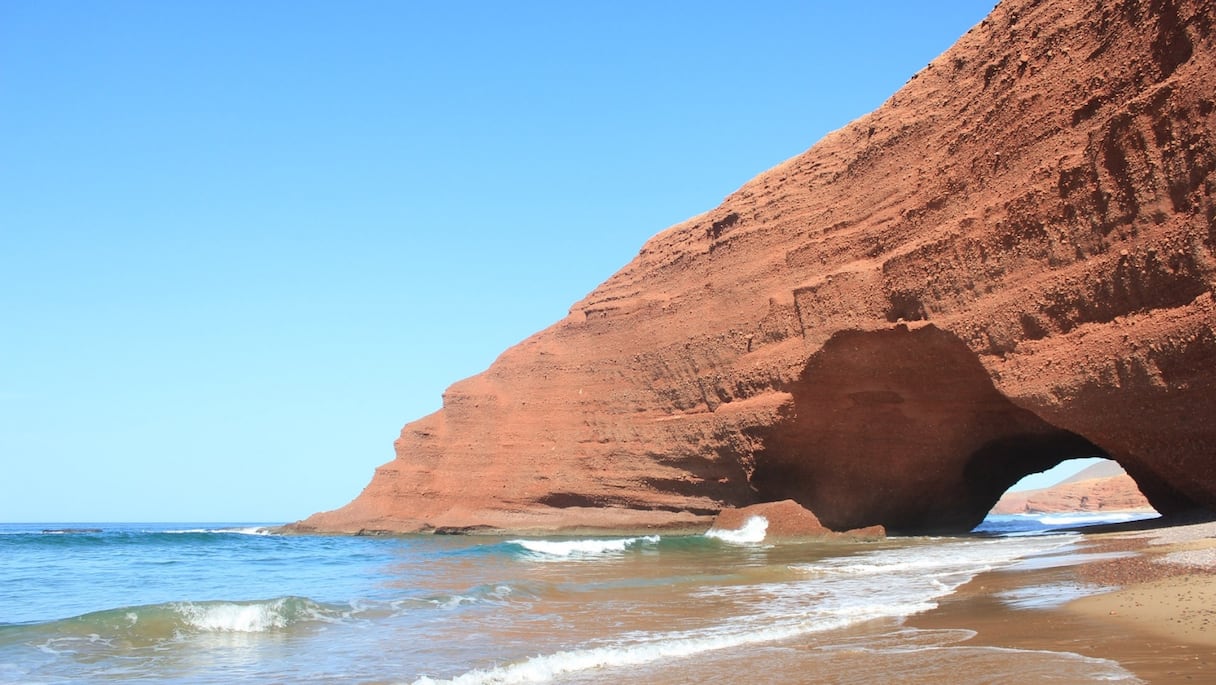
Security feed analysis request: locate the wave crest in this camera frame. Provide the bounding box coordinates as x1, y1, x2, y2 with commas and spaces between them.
1037, 512, 1141, 526
705, 515, 768, 544
507, 536, 660, 558
173, 597, 329, 632
15, 596, 341, 648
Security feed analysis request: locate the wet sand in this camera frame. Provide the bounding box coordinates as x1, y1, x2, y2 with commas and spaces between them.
911, 520, 1216, 683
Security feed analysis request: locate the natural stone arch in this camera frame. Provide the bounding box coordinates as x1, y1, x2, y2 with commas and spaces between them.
750, 324, 1198, 534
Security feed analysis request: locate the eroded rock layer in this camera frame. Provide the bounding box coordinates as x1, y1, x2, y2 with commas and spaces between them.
991, 472, 1153, 514
297, 0, 1216, 535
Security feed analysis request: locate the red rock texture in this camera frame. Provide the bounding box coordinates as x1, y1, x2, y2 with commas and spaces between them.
992, 473, 1154, 513
295, 0, 1216, 535
710, 500, 886, 541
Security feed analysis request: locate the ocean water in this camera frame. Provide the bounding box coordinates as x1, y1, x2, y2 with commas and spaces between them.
0, 513, 1154, 684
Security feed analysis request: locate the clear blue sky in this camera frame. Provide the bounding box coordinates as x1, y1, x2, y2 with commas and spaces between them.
2, 1, 1082, 523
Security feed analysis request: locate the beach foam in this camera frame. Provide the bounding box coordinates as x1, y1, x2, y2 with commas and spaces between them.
412, 534, 1077, 684
410, 612, 863, 685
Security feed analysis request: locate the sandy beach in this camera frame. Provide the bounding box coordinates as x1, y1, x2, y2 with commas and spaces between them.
913, 519, 1216, 683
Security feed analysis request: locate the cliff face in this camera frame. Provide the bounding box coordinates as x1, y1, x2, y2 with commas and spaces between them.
990, 473, 1153, 513
298, 0, 1216, 535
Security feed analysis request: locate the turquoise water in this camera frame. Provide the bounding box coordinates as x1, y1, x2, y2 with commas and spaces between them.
0, 515, 1152, 684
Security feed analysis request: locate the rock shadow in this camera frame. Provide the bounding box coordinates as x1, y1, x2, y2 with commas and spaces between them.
751, 325, 1135, 534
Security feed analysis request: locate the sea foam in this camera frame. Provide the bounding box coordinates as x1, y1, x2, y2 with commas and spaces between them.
508, 536, 659, 558
704, 515, 768, 543
163, 526, 275, 535
1036, 512, 1143, 526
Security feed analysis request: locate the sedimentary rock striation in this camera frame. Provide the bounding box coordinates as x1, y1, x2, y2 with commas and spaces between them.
992, 473, 1153, 514
297, 0, 1216, 535
992, 459, 1154, 513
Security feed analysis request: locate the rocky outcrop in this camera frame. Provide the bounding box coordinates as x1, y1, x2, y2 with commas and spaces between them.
295, 0, 1216, 535
992, 473, 1154, 514
709, 500, 885, 542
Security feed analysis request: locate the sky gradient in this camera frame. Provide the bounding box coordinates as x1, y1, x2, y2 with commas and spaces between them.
2, 1, 1090, 523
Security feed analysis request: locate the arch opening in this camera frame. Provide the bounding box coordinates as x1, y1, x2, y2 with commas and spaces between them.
1005, 457, 1116, 493
750, 324, 1182, 535
979, 456, 1159, 532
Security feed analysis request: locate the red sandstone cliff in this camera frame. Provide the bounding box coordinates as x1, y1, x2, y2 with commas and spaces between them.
297, 0, 1216, 535
991, 461, 1154, 513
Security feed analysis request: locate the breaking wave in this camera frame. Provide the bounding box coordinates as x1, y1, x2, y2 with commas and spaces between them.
1036, 512, 1149, 526
2, 597, 346, 652
171, 597, 337, 632
507, 536, 660, 558
704, 515, 769, 544
161, 526, 276, 536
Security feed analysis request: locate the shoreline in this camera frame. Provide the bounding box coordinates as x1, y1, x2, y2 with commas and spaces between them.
911, 518, 1216, 683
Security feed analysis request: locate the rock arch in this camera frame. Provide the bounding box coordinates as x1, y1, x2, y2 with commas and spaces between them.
750, 325, 1198, 534
293, 0, 1216, 536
